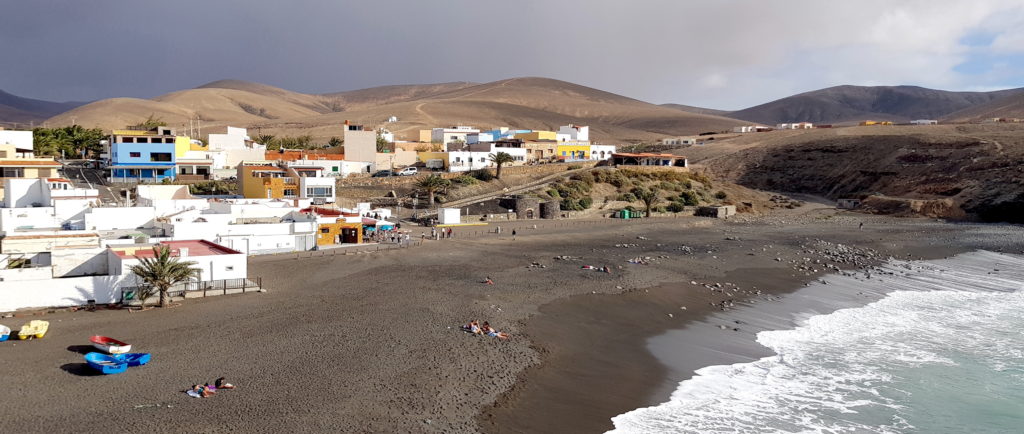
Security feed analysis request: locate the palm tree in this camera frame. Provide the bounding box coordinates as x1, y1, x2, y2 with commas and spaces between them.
488, 152, 516, 179
633, 187, 661, 218
416, 174, 450, 206
129, 246, 200, 308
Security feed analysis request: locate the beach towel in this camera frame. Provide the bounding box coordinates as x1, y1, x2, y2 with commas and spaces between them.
186, 390, 202, 398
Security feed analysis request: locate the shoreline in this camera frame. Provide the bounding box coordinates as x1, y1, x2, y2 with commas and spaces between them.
480, 217, 985, 433
3, 210, 1022, 433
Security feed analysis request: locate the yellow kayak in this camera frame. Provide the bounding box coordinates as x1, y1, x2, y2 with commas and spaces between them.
18, 320, 49, 340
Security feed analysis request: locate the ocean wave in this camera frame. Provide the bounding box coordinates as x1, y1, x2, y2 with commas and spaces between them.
609, 251, 1024, 434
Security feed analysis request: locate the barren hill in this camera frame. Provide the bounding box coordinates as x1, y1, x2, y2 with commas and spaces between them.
0, 90, 87, 125
725, 85, 1024, 125
660, 103, 729, 117
679, 124, 1024, 223
45, 77, 745, 142
943, 93, 1024, 123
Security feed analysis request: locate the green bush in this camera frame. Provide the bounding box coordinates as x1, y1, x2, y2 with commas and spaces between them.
470, 169, 494, 182
655, 206, 667, 213
453, 175, 478, 185
715, 190, 728, 200
571, 171, 596, 186
617, 192, 637, 202
667, 202, 687, 213
679, 190, 700, 206
547, 188, 561, 198
578, 197, 593, 209
567, 164, 583, 170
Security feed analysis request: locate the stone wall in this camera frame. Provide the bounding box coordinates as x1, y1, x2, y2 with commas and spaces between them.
336, 161, 597, 188
540, 200, 559, 219
515, 197, 540, 219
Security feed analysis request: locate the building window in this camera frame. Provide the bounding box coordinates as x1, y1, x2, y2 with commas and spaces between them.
121, 137, 134, 143
2, 168, 24, 177
150, 152, 172, 162
332, 166, 339, 172
137, 138, 149, 143
130, 152, 141, 158
306, 187, 332, 197
225, 266, 234, 271
165, 138, 176, 143
321, 228, 330, 233
283, 189, 297, 196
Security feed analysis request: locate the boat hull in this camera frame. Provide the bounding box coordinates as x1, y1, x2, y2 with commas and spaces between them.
84, 352, 128, 375
90, 336, 131, 354
114, 353, 151, 367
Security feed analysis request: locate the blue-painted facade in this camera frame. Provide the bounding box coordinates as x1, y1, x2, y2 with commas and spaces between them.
109, 140, 177, 181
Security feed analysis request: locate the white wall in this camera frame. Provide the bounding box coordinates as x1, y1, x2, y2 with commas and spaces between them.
85, 207, 156, 230
0, 130, 33, 148
0, 275, 126, 312
51, 248, 109, 277
0, 207, 61, 234
440, 208, 461, 225
0, 266, 54, 281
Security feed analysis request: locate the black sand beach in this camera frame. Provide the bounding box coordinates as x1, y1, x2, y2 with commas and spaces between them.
1, 205, 1021, 433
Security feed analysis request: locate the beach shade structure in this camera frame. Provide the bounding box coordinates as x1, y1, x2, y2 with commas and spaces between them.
90, 335, 132, 354
375, 220, 396, 231
0, 324, 10, 342
84, 352, 129, 375
18, 320, 49, 340
113, 353, 152, 367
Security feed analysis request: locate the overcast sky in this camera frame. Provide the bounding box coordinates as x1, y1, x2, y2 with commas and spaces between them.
3, 0, 1024, 109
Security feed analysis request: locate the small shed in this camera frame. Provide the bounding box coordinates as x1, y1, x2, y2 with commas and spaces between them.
696, 205, 736, 218
439, 208, 462, 225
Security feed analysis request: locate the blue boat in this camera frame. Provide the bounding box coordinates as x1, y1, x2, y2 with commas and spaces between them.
113, 353, 151, 367
0, 325, 10, 342
84, 352, 128, 374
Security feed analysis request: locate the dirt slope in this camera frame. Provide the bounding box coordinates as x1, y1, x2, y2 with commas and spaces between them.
0, 89, 87, 124
679, 124, 1024, 223
943, 93, 1024, 123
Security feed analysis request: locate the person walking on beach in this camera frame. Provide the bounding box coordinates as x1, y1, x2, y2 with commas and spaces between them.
512, 229, 516, 240
859, 222, 864, 230
448, 227, 453, 238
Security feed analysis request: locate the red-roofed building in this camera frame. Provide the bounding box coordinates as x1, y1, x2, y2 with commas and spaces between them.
108, 240, 248, 283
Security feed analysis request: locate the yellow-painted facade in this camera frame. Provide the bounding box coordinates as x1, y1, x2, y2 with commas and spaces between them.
175, 136, 192, 157
418, 130, 433, 143
417, 151, 448, 168
557, 144, 590, 159
238, 165, 298, 199
316, 220, 363, 246
514, 131, 557, 141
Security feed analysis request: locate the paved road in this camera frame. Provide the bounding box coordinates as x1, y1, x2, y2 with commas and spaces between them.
60, 160, 122, 205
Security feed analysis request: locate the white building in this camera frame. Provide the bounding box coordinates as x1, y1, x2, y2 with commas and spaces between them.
108, 239, 248, 284
661, 137, 699, 145
299, 176, 335, 204
432, 126, 480, 145
589, 145, 616, 160
0, 129, 34, 151
135, 185, 210, 217
776, 122, 813, 130
378, 128, 396, 143
1, 178, 100, 233
207, 127, 267, 169
732, 125, 757, 133
557, 124, 589, 142
910, 119, 938, 125
439, 208, 461, 225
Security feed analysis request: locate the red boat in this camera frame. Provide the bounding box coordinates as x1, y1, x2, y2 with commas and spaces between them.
90, 335, 132, 354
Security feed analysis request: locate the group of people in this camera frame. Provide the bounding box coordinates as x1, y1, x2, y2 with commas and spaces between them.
370, 228, 410, 245
185, 377, 235, 398
427, 227, 454, 240
462, 320, 510, 340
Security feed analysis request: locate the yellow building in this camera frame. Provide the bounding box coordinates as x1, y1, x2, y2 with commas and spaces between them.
556, 144, 591, 161
316, 220, 363, 246
418, 129, 433, 143
514, 131, 558, 141
417, 151, 449, 169
237, 164, 299, 199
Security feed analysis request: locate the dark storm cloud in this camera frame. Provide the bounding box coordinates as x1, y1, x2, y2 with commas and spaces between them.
2, 0, 1023, 109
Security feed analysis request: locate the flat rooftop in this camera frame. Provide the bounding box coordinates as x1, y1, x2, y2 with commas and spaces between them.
111, 239, 241, 259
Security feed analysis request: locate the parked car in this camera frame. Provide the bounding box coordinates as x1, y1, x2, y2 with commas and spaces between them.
372, 170, 394, 177
397, 167, 418, 176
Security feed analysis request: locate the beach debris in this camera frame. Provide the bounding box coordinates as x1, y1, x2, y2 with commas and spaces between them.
615, 243, 639, 248
680, 306, 687, 310
718, 325, 728, 330
526, 262, 546, 269
667, 313, 673, 318
676, 246, 694, 254
690, 281, 698, 285
637, 236, 649, 240
554, 255, 581, 261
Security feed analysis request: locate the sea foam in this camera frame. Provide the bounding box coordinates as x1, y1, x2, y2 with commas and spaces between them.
609, 251, 1024, 434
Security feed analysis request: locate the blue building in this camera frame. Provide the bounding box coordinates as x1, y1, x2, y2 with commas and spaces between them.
107, 127, 179, 182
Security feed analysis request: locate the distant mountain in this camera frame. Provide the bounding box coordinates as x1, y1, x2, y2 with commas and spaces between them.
726, 85, 1024, 125
47, 77, 746, 142
0, 90, 87, 125
660, 103, 728, 117
943, 92, 1024, 122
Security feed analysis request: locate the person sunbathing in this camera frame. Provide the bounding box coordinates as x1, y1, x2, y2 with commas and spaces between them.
215, 377, 235, 390
481, 322, 509, 340
462, 320, 483, 335
483, 277, 494, 285
187, 384, 214, 398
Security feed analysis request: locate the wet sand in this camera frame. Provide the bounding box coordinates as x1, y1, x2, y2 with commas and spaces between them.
1, 209, 1021, 433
